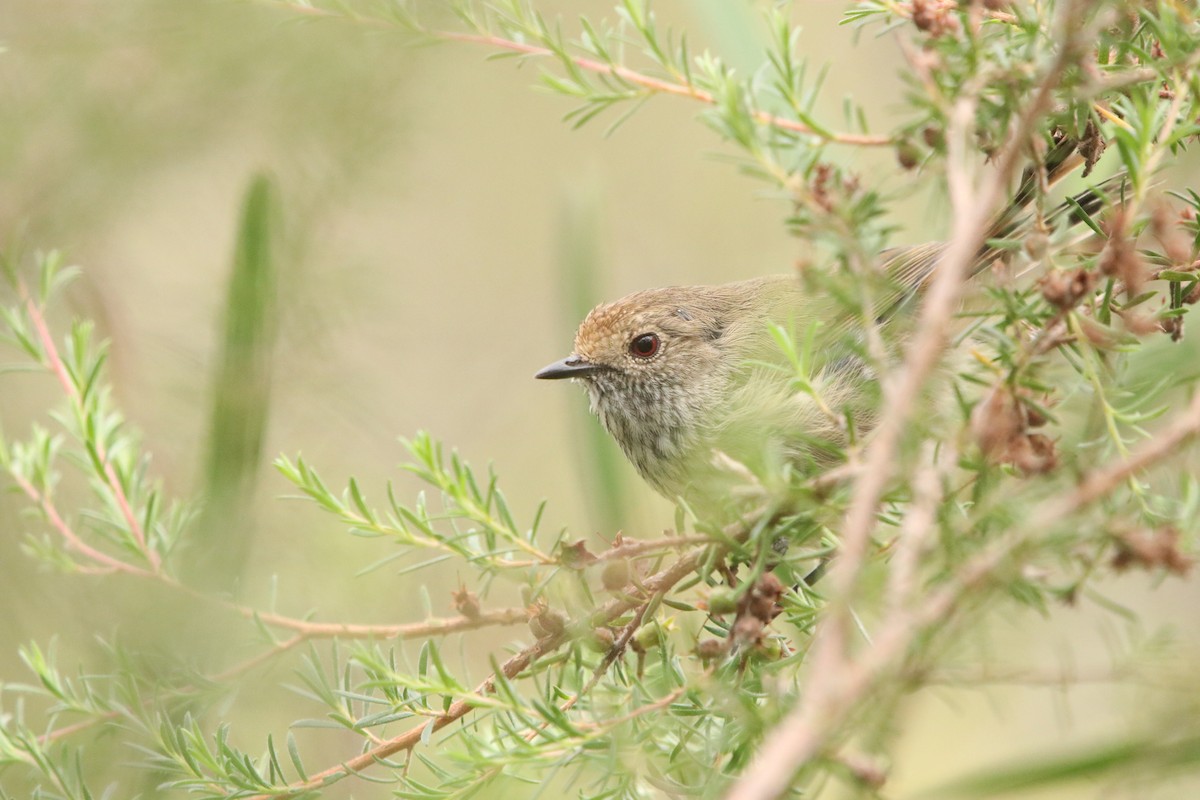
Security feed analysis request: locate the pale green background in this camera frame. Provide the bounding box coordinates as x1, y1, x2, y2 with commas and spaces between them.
1, 2, 1198, 798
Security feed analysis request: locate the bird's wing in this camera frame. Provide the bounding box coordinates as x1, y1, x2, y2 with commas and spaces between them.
872, 167, 1127, 324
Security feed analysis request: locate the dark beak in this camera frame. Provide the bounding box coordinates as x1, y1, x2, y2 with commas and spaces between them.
535, 355, 604, 380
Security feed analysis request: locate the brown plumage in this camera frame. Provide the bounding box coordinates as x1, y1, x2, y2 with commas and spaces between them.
535, 273, 883, 508
537, 141, 1114, 513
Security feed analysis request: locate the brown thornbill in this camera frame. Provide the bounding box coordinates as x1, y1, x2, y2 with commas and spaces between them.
535, 273, 890, 514
537, 140, 1109, 515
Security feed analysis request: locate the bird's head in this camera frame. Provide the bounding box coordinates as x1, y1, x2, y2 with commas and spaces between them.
535, 287, 728, 396
535, 286, 743, 494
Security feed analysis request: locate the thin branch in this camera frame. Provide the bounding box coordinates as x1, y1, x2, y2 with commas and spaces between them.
249, 0, 891, 146
724, 372, 1200, 800
825, 0, 1084, 694
18, 281, 160, 571
592, 685, 686, 729
799, 89, 993, 736
10, 472, 154, 578
229, 605, 530, 639
884, 444, 946, 611
538, 594, 656, 729
439, 32, 890, 146
1034, 389, 1200, 524
586, 533, 716, 563
243, 539, 718, 799
16, 460, 531, 640
34, 602, 537, 750
726, 3, 1098, 797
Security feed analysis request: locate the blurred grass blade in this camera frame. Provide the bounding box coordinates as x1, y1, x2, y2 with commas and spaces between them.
922, 734, 1200, 798
557, 182, 627, 533
190, 173, 278, 587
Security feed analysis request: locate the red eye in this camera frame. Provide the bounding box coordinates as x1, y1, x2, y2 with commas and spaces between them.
629, 333, 660, 358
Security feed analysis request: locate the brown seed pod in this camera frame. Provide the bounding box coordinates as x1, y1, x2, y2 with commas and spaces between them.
1038, 268, 1094, 310
584, 626, 616, 653
695, 638, 730, 661
451, 586, 481, 620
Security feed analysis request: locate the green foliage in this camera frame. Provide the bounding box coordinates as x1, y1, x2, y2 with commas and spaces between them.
3, 2, 1200, 799
276, 433, 560, 577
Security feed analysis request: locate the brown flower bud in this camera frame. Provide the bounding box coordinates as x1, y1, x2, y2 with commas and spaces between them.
1099, 210, 1148, 299
1009, 433, 1058, 475
745, 573, 786, 623
695, 638, 730, 660
1078, 119, 1106, 176
1111, 526, 1193, 576
911, 0, 960, 36
896, 140, 922, 170
1024, 230, 1049, 261
1024, 402, 1049, 428
1151, 202, 1192, 267
1038, 268, 1094, 310
1118, 310, 1160, 337
971, 387, 1023, 461
731, 615, 764, 647
452, 586, 481, 620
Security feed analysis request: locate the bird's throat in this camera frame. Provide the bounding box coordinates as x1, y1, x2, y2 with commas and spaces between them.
584, 375, 700, 498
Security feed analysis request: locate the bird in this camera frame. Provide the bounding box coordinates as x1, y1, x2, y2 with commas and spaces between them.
537, 141, 1109, 518
535, 269, 894, 516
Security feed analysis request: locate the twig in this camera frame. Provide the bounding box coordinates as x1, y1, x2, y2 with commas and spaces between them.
243, 539, 720, 798
32, 610, 537, 747
213, 597, 530, 640
725, 373, 1200, 800
1034, 389, 1200, 524
544, 594, 656, 725
588, 533, 715, 563
249, 0, 891, 146
884, 444, 946, 611
726, 3, 1097, 797
19, 281, 161, 571
15, 465, 530, 640
10, 472, 154, 578
505, 688, 690, 769
439, 32, 890, 146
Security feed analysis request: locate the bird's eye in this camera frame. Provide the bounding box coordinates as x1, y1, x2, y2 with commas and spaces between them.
629, 333, 660, 359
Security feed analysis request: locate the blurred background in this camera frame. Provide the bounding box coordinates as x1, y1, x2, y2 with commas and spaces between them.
1, 1, 1199, 797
